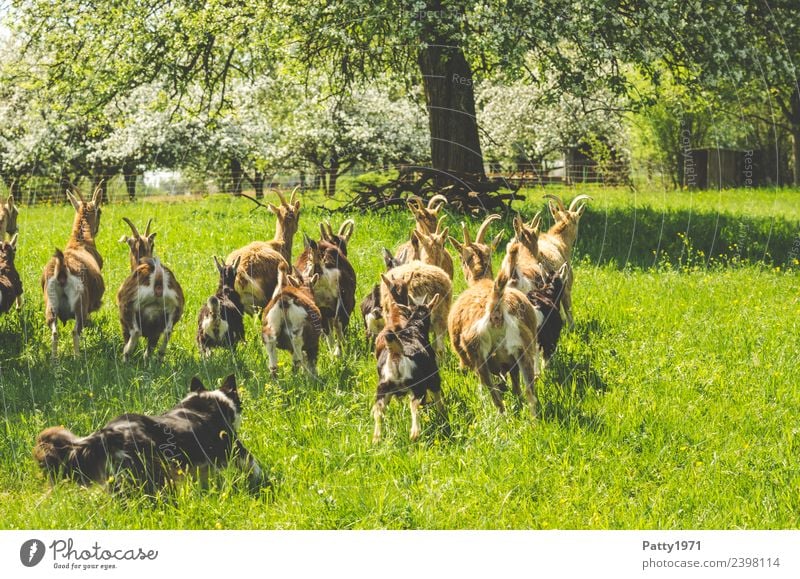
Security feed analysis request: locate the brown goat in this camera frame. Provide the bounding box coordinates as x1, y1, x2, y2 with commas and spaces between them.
448, 214, 503, 285
412, 216, 454, 278
448, 242, 541, 416
0, 234, 22, 315
226, 190, 298, 314
379, 260, 451, 358
116, 218, 185, 360
294, 223, 356, 356
41, 187, 105, 358
395, 194, 447, 264
0, 195, 18, 240
537, 194, 591, 329
262, 262, 322, 376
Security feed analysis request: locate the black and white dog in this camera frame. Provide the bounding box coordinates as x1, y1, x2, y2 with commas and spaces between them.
34, 374, 264, 493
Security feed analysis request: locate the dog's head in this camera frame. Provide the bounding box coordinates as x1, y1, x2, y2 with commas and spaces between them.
185, 374, 243, 431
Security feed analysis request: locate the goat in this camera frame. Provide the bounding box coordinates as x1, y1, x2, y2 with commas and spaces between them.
0, 234, 22, 315
379, 260, 451, 358
448, 242, 541, 416
360, 282, 383, 345
395, 194, 447, 263
116, 218, 184, 361
358, 246, 413, 347
526, 263, 568, 364
448, 214, 503, 286
197, 256, 246, 355
226, 190, 299, 314
412, 216, 454, 278
507, 211, 545, 294
319, 219, 354, 256
372, 294, 446, 443
262, 262, 322, 376
0, 195, 18, 240
294, 222, 356, 356
538, 194, 591, 329
41, 187, 105, 359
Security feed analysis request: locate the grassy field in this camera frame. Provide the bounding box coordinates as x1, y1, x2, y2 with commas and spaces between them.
0, 185, 799, 529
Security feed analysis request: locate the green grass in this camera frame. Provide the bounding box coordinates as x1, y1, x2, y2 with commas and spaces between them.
0, 187, 799, 529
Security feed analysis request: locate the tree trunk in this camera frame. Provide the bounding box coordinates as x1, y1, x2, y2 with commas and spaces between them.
417, 21, 485, 183
326, 156, 340, 198
229, 157, 244, 196
253, 170, 265, 199
122, 165, 137, 201
314, 172, 324, 192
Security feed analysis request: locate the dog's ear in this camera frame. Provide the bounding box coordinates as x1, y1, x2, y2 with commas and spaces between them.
220, 374, 237, 394
190, 377, 206, 393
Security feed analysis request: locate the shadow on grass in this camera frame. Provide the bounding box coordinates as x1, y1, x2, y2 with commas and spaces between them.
529, 205, 800, 269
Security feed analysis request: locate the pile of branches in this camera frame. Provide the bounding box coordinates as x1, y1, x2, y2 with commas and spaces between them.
337, 167, 520, 215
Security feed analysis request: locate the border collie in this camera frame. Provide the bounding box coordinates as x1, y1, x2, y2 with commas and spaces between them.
33, 374, 264, 493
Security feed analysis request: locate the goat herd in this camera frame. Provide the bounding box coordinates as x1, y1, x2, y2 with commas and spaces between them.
0, 187, 591, 491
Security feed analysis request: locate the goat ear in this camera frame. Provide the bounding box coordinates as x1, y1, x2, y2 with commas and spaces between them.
308, 273, 319, 286
427, 293, 441, 310
293, 200, 301, 211
557, 262, 569, 278
512, 215, 523, 236
287, 274, 301, 287
190, 377, 206, 393
220, 374, 238, 394
232, 256, 241, 270
213, 256, 224, 273
66, 191, 81, 212
381, 248, 394, 269
147, 232, 157, 244
267, 203, 280, 214
491, 231, 504, 251
380, 273, 393, 289
438, 226, 449, 240
118, 235, 129, 244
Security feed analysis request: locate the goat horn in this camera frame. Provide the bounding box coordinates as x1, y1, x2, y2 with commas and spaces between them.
407, 195, 424, 210
475, 214, 501, 244
144, 218, 153, 237
427, 194, 448, 212
275, 189, 288, 205
319, 222, 328, 241
435, 215, 446, 235
289, 185, 300, 204
324, 220, 335, 238
338, 218, 355, 236
461, 221, 472, 245
542, 194, 566, 212
529, 211, 543, 230
122, 217, 140, 238
568, 194, 593, 212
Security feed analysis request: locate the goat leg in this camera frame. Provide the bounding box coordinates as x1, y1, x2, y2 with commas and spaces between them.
477, 364, 505, 413
409, 396, 423, 441
122, 324, 141, 361
263, 334, 279, 377
371, 393, 390, 443
518, 353, 540, 419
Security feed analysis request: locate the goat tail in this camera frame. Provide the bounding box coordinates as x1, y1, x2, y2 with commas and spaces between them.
383, 330, 404, 356
273, 261, 290, 299
207, 296, 220, 317
493, 242, 520, 297
52, 248, 67, 286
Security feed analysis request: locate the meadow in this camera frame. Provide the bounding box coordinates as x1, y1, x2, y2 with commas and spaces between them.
0, 185, 799, 529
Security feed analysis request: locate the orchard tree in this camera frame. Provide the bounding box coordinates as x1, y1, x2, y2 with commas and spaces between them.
477, 77, 629, 171
7, 0, 675, 189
